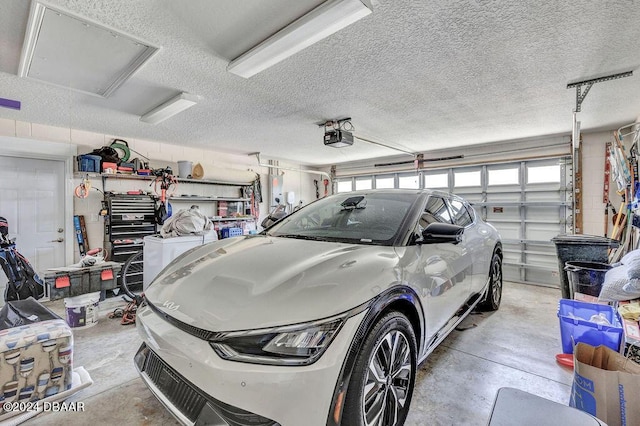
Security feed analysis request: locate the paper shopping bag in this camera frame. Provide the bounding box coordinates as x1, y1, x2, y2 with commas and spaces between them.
570, 342, 640, 426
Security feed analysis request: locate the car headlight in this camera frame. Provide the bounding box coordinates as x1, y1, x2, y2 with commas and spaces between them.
209, 308, 363, 366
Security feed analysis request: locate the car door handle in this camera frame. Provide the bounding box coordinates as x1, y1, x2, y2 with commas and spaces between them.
49, 238, 64, 243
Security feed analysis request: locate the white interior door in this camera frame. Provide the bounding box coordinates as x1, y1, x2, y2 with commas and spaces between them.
0, 156, 66, 281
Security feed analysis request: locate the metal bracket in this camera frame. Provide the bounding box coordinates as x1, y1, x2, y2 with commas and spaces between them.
318, 117, 352, 129
567, 70, 633, 112
573, 83, 592, 113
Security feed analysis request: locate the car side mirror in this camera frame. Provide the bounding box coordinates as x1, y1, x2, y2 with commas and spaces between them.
419, 223, 464, 245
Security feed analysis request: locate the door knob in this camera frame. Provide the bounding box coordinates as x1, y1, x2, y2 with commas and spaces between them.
49, 238, 64, 243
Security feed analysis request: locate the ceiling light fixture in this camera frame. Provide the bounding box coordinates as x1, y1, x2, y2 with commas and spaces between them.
140, 93, 199, 125
227, 0, 373, 78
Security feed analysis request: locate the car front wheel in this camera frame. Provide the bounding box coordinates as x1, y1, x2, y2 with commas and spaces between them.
343, 311, 417, 426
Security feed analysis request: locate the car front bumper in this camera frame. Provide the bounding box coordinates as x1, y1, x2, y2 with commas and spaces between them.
135, 303, 367, 426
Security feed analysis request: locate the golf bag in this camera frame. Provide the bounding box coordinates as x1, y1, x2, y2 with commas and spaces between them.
0, 217, 45, 301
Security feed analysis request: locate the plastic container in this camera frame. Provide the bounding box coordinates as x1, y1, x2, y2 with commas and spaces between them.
177, 161, 193, 178
551, 235, 619, 299
564, 261, 612, 298
557, 299, 623, 354
77, 154, 101, 172
64, 292, 100, 328
220, 227, 243, 239
45, 261, 121, 301
102, 162, 117, 173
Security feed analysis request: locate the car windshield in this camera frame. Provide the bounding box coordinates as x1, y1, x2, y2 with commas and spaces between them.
266, 192, 418, 245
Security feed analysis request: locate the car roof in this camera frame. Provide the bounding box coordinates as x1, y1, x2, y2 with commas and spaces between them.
336, 188, 456, 199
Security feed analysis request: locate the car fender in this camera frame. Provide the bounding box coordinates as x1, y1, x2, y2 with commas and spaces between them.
326, 285, 424, 426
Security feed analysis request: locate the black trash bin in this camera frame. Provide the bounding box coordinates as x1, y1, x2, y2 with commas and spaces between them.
551, 235, 619, 299
564, 261, 612, 298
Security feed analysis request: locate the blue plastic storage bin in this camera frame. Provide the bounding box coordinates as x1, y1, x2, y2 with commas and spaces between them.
220, 227, 243, 239
77, 155, 102, 172
557, 299, 623, 354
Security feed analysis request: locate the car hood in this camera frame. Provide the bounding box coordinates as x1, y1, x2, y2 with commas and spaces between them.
144, 235, 399, 331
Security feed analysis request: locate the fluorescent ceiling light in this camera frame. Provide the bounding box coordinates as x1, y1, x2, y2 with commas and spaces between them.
140, 93, 199, 125
228, 0, 372, 78
19, 2, 159, 97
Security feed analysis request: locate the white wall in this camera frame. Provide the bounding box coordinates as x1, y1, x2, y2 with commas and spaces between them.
0, 118, 320, 262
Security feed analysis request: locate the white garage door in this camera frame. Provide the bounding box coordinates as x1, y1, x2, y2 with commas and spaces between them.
336, 156, 571, 287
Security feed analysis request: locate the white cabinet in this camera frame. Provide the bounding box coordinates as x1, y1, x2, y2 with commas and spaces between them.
143, 232, 218, 289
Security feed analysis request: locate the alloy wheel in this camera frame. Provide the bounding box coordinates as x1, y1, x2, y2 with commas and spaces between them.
491, 257, 502, 306
362, 330, 412, 426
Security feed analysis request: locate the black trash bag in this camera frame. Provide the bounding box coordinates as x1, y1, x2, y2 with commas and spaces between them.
0, 297, 61, 330
90, 146, 120, 165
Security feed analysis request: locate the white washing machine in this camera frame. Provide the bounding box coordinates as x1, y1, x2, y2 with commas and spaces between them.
143, 231, 217, 289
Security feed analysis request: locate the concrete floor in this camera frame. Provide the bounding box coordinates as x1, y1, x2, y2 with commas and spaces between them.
23, 282, 572, 426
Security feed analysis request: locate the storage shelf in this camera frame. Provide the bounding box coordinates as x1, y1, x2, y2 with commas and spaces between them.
169, 196, 250, 202
75, 172, 251, 187
209, 216, 255, 222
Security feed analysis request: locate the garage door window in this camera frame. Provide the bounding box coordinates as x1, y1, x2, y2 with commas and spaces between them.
527, 164, 560, 184
454, 170, 481, 187
399, 174, 419, 189
337, 180, 353, 193
424, 173, 448, 189
355, 177, 372, 190
375, 176, 394, 189
488, 168, 519, 186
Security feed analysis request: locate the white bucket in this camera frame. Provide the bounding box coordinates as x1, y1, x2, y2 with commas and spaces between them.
177, 161, 193, 178
64, 292, 100, 329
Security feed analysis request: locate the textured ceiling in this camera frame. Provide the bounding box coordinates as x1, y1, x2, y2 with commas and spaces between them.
0, 0, 639, 166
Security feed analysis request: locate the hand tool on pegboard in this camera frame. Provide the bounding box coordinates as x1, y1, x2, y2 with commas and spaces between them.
604, 142, 611, 236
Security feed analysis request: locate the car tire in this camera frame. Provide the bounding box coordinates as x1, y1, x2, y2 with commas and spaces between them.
478, 251, 502, 311
342, 311, 417, 426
